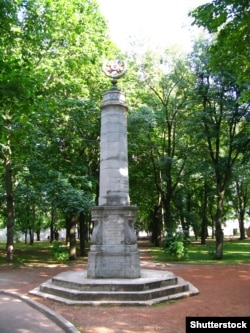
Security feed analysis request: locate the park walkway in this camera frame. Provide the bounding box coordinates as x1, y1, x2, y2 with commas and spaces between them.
0, 239, 250, 333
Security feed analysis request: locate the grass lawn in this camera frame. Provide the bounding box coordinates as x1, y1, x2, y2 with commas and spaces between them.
150, 238, 250, 264
0, 240, 88, 267
0, 238, 249, 267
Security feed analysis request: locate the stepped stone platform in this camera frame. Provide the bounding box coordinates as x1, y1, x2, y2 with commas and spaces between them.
29, 269, 199, 306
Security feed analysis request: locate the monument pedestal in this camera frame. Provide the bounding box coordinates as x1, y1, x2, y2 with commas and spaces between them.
87, 206, 141, 278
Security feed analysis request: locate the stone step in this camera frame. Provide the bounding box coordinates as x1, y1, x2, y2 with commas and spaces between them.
30, 289, 195, 306
51, 275, 178, 292
29, 269, 199, 306
39, 280, 189, 302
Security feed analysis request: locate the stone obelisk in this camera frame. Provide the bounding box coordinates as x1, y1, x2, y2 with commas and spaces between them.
87, 60, 141, 278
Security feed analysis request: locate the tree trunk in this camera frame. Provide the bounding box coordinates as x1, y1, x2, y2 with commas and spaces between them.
24, 231, 28, 244
34, 206, 40, 241
201, 181, 209, 244
66, 222, 70, 245
29, 228, 34, 245
150, 205, 162, 247
214, 191, 224, 259
201, 217, 208, 245
164, 163, 173, 235
69, 214, 77, 260
79, 211, 87, 256
238, 209, 246, 240
50, 208, 55, 243
236, 180, 246, 240
5, 157, 14, 263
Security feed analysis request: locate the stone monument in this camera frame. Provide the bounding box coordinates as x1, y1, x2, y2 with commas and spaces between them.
30, 61, 199, 305
87, 60, 141, 278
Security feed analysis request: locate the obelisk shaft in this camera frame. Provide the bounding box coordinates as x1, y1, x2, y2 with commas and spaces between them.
98, 89, 130, 206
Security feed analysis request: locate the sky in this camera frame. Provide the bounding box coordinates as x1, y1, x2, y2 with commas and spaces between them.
97, 0, 209, 52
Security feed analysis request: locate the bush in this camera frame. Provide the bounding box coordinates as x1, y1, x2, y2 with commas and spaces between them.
51, 241, 69, 262
164, 232, 189, 259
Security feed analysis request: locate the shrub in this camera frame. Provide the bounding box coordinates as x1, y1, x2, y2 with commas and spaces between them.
51, 241, 69, 262
164, 232, 189, 259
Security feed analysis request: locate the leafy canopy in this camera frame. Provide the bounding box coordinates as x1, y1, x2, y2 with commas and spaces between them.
190, 0, 250, 101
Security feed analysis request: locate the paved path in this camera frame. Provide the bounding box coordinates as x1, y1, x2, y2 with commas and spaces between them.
0, 290, 80, 333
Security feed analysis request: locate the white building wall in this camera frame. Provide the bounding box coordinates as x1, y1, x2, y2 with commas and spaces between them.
0, 229, 66, 242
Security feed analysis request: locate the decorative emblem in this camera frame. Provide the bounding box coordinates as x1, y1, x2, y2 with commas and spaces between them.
102, 60, 127, 78
102, 60, 127, 88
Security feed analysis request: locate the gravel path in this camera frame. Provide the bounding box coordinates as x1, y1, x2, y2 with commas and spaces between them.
1, 241, 250, 333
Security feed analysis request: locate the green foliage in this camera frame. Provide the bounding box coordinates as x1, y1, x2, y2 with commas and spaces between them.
205, 243, 216, 258
164, 232, 190, 259
0, 240, 89, 266
0, 0, 117, 261
50, 241, 69, 262
1, 0, 249, 265
127, 49, 195, 238
190, 0, 250, 102
152, 239, 250, 264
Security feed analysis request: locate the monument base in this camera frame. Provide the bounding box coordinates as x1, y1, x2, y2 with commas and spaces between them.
87, 206, 141, 279
29, 269, 200, 306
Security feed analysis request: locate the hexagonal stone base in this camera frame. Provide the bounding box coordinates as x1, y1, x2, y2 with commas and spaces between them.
29, 269, 199, 306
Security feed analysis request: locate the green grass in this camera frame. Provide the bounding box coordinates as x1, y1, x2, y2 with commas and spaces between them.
1, 238, 249, 267
0, 240, 88, 267
150, 239, 250, 264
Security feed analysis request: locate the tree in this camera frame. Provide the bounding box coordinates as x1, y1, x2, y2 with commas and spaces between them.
0, 0, 35, 261
0, 0, 115, 262
128, 106, 161, 244
126, 48, 195, 243
231, 160, 250, 239
189, 40, 249, 259
176, 153, 217, 244
190, 0, 250, 102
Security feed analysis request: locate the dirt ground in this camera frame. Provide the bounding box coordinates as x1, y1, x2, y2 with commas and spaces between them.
1, 241, 250, 333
